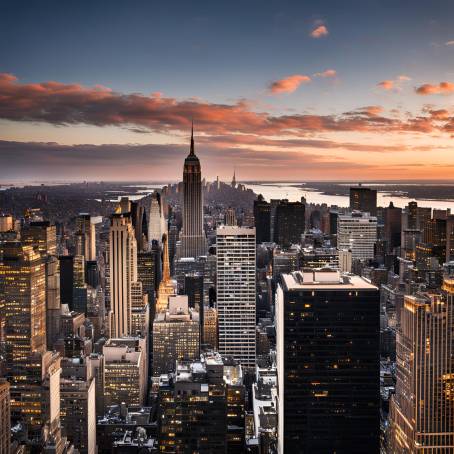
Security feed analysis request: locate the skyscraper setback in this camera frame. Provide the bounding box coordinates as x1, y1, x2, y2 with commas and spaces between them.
177, 126, 207, 259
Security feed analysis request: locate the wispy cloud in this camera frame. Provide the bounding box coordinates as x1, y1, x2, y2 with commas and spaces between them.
314, 69, 337, 78
310, 24, 328, 38
269, 74, 311, 94
416, 82, 454, 95
377, 80, 395, 90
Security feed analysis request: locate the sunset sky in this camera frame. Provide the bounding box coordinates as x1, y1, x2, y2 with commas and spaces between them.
1, 0, 454, 181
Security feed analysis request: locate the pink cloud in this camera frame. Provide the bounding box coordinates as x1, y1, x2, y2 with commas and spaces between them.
377, 80, 394, 90
0, 73, 451, 138
397, 75, 411, 81
269, 74, 311, 94
416, 82, 454, 95
310, 25, 328, 38
314, 69, 337, 78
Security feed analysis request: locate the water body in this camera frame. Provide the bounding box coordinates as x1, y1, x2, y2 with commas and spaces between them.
244, 182, 454, 211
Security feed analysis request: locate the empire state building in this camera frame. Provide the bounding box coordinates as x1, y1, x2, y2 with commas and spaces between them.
178, 125, 207, 259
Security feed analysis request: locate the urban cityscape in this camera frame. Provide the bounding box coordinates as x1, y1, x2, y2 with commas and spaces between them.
2, 1, 454, 453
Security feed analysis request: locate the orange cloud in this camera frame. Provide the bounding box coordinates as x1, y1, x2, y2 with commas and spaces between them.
0, 73, 451, 138
416, 82, 454, 95
269, 74, 311, 94
314, 69, 337, 78
377, 80, 394, 90
310, 25, 328, 38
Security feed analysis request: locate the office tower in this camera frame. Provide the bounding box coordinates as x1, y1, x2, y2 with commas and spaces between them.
337, 211, 378, 261
46, 255, 61, 347
0, 379, 10, 454
130, 200, 148, 251
390, 286, 454, 452
349, 185, 377, 215
217, 226, 256, 368
0, 214, 13, 232
276, 269, 380, 453
384, 202, 402, 253
148, 191, 166, 244
103, 338, 147, 408
406, 201, 418, 229
73, 254, 85, 287
178, 126, 207, 259
225, 206, 237, 226
401, 228, 422, 261
0, 242, 64, 450
156, 233, 176, 313
273, 199, 305, 247
203, 306, 218, 349
329, 210, 338, 236
59, 255, 74, 307
85, 259, 99, 288
137, 248, 159, 321
153, 295, 200, 375
185, 272, 204, 311
60, 376, 96, 454
168, 224, 179, 273
75, 213, 96, 261
158, 352, 244, 453
254, 195, 271, 243
108, 213, 137, 337
203, 253, 217, 307
22, 220, 57, 256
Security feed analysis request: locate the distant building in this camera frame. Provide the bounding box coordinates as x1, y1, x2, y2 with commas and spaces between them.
384, 202, 402, 254
276, 269, 380, 453
253, 195, 271, 243
337, 211, 377, 261
349, 185, 377, 215
75, 213, 96, 261
273, 199, 305, 247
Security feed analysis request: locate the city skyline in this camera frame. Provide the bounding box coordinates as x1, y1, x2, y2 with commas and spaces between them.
2, 1, 454, 181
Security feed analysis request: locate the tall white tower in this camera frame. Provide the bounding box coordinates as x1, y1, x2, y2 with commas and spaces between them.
109, 213, 137, 337
216, 225, 256, 368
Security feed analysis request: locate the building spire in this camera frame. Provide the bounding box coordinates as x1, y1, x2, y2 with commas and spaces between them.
190, 120, 195, 156
162, 233, 170, 282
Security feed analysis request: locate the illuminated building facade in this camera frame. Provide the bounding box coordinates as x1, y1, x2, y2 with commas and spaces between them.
155, 233, 176, 313
276, 269, 380, 453
152, 295, 200, 375
389, 285, 454, 452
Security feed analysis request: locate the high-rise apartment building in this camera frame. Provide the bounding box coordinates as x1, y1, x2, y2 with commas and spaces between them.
349, 185, 377, 215
390, 285, 454, 452
178, 126, 207, 259
108, 213, 138, 337
276, 269, 380, 453
216, 226, 256, 368
337, 211, 377, 261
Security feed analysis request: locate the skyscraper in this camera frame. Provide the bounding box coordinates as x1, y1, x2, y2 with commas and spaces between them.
254, 195, 271, 243
390, 286, 454, 452
337, 211, 378, 261
75, 213, 96, 261
0, 380, 11, 454
216, 225, 256, 368
349, 185, 377, 215
178, 125, 207, 259
108, 213, 138, 337
273, 199, 305, 247
276, 269, 380, 453
148, 191, 166, 245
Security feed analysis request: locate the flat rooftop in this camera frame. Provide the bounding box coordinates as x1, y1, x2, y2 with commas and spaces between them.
281, 269, 377, 291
